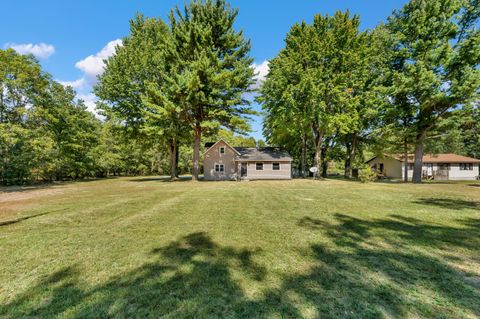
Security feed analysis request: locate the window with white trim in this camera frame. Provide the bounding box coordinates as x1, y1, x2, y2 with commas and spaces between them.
219, 147, 225, 154
215, 164, 225, 172
272, 163, 280, 170
438, 163, 451, 171
256, 163, 263, 170
460, 163, 473, 170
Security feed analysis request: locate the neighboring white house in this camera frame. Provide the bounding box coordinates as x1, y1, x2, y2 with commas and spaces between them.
203, 140, 293, 181
367, 153, 480, 181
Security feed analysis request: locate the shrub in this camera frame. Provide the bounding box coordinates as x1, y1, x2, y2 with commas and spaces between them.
359, 165, 377, 183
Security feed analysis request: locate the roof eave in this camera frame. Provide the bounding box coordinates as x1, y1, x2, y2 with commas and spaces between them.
203, 139, 241, 156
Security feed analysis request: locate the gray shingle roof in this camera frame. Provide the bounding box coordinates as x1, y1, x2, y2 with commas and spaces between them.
233, 147, 292, 161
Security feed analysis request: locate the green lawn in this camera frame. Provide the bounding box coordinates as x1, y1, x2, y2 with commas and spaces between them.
1, 177, 479, 318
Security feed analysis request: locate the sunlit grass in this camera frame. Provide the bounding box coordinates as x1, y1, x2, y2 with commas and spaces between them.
1, 177, 479, 318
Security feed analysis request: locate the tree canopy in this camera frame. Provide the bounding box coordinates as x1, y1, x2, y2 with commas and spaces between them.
385, 0, 480, 183
96, 0, 256, 181
2, 0, 479, 185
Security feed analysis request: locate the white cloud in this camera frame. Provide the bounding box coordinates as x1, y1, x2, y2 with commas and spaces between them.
77, 93, 98, 114
57, 39, 122, 117
4, 42, 55, 59
58, 78, 87, 90
75, 39, 122, 81
251, 60, 269, 89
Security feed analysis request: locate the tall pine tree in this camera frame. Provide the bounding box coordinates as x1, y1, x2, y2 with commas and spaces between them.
387, 0, 480, 183
168, 0, 255, 180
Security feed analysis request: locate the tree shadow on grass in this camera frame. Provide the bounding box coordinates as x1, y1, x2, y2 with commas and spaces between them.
0, 232, 271, 319
297, 214, 480, 318
0, 178, 117, 193
0, 212, 50, 227
129, 176, 193, 183
2, 220, 480, 318
413, 198, 479, 210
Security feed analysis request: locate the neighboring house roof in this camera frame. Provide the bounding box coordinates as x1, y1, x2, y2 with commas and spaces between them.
234, 147, 293, 162
367, 153, 480, 164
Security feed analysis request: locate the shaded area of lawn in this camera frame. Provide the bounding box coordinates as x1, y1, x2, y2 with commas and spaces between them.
293, 214, 480, 318
2, 178, 480, 318
128, 176, 194, 183
413, 198, 479, 210
0, 178, 112, 193
0, 212, 50, 227
2, 214, 479, 318
1, 233, 268, 318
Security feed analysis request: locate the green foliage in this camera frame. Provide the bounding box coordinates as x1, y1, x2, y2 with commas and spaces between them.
0, 48, 165, 185
0, 49, 49, 124
0, 49, 102, 184
211, 129, 258, 147
96, 15, 173, 129
0, 123, 40, 184
167, 0, 256, 179
96, 14, 186, 179
424, 103, 480, 158
358, 165, 378, 183
97, 2, 256, 180
259, 11, 386, 177
385, 0, 480, 182
2, 0, 479, 184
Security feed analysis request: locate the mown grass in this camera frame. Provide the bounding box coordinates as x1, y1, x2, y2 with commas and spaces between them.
1, 177, 479, 318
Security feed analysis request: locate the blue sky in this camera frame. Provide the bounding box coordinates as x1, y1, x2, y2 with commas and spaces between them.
1, 0, 408, 140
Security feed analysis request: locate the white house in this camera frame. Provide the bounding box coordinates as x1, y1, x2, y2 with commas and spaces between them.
367, 153, 480, 181
203, 140, 293, 181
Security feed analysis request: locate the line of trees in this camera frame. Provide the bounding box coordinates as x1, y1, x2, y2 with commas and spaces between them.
260, 0, 480, 182
0, 47, 174, 185
95, 0, 256, 181
0, 43, 260, 185
1, 0, 264, 185
1, 0, 478, 185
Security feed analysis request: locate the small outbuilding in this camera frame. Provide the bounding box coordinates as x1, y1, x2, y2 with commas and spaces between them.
367, 153, 480, 181
203, 140, 293, 181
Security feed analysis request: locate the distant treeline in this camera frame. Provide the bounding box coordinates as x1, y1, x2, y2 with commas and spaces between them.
259, 1, 479, 182
0, 49, 263, 185
1, 0, 479, 185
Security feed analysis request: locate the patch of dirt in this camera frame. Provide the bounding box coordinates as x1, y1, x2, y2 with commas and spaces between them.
0, 186, 65, 203
0, 185, 68, 219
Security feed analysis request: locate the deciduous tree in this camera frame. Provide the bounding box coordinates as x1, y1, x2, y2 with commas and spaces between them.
386, 0, 480, 183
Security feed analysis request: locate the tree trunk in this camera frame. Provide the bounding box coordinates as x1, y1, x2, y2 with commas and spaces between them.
344, 139, 351, 178
321, 144, 328, 178
312, 124, 323, 180
192, 127, 201, 181
403, 138, 409, 183
412, 131, 426, 184
301, 133, 307, 178
175, 143, 180, 178
169, 138, 178, 180
345, 133, 358, 178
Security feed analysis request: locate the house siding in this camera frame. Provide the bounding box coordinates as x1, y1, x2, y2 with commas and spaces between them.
448, 163, 480, 180
401, 163, 480, 180
401, 164, 435, 180
241, 161, 292, 180
369, 157, 480, 181
368, 157, 403, 179
203, 140, 293, 181
203, 141, 237, 181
